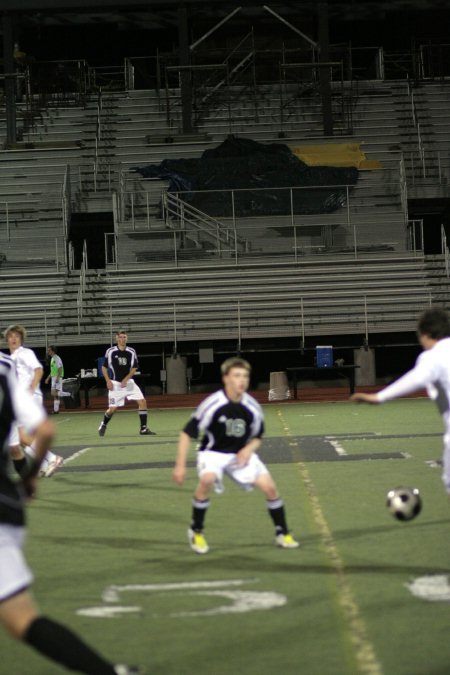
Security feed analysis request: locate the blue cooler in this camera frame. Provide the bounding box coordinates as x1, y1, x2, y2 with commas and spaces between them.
97, 357, 106, 378
316, 345, 333, 368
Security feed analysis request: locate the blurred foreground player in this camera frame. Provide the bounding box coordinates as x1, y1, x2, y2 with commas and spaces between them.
4, 324, 63, 477
352, 308, 450, 495
0, 352, 140, 674
98, 330, 155, 436
173, 357, 299, 553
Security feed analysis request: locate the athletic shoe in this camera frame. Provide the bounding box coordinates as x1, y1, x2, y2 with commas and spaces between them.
139, 427, 156, 435
98, 423, 106, 436
275, 532, 300, 549
44, 455, 64, 477
114, 666, 143, 675
188, 527, 209, 554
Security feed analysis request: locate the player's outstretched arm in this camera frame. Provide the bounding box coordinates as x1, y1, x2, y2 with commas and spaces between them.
350, 393, 380, 404
173, 431, 191, 485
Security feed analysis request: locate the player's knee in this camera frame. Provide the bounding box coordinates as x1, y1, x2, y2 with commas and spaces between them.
198, 473, 216, 489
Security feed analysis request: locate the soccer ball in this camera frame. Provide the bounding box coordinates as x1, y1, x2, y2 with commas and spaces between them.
386, 487, 422, 521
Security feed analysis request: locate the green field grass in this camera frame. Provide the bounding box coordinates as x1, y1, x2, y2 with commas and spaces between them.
2, 399, 450, 675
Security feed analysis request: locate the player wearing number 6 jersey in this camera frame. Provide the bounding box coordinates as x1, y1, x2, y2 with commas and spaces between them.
173, 357, 299, 553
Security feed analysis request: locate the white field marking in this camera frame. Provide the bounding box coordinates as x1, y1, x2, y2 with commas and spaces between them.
54, 417, 72, 425
173, 590, 287, 617
327, 437, 348, 456
77, 579, 286, 619
277, 409, 383, 675
63, 447, 92, 464
78, 606, 141, 618
302, 414, 316, 417
406, 575, 450, 602
102, 578, 255, 602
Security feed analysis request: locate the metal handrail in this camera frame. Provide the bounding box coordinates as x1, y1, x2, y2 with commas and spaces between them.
441, 224, 449, 278
77, 239, 88, 332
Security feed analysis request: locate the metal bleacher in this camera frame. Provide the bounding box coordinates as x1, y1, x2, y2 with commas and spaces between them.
0, 69, 449, 346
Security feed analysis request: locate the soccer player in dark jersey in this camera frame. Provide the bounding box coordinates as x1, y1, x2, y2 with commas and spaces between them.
173, 357, 299, 553
0, 352, 140, 674
98, 330, 155, 436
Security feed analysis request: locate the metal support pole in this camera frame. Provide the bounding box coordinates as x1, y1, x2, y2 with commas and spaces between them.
237, 300, 242, 354
44, 309, 48, 349
190, 7, 242, 51
110, 305, 113, 346
300, 297, 305, 347
173, 302, 178, 354
364, 295, 369, 345
291, 188, 297, 263
318, 2, 333, 136
3, 14, 17, 147
178, 7, 193, 134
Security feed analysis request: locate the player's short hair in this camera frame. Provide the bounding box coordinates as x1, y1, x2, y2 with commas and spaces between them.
116, 329, 127, 336
417, 308, 450, 340
3, 324, 26, 343
220, 357, 252, 376
48, 345, 57, 353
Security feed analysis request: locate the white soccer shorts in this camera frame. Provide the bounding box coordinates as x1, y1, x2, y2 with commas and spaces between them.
0, 525, 33, 602
196, 450, 269, 491
50, 376, 63, 393
107, 379, 144, 407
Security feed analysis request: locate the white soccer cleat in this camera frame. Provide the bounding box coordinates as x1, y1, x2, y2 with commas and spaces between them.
275, 532, 300, 549
44, 455, 64, 477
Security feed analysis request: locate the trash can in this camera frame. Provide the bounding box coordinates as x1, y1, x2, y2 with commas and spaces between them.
268, 372, 291, 401
62, 377, 81, 409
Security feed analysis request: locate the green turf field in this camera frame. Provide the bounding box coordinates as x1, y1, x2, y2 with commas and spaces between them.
3, 398, 450, 675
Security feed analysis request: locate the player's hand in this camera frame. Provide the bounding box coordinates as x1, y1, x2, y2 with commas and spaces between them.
120, 378, 129, 388
235, 447, 252, 466
350, 393, 380, 404
172, 465, 186, 485
23, 475, 38, 499
106, 379, 114, 391
44, 377, 50, 384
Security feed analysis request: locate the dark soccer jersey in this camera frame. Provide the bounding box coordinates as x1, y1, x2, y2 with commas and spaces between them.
183, 389, 264, 454
104, 345, 139, 381
0, 354, 26, 526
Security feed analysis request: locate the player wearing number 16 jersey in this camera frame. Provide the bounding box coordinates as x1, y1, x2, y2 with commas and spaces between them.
173, 357, 299, 553
98, 331, 155, 437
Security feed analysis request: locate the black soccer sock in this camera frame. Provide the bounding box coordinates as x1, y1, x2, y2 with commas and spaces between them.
138, 410, 148, 429
267, 498, 288, 535
24, 616, 116, 674
13, 457, 28, 476
103, 412, 112, 426
191, 498, 210, 532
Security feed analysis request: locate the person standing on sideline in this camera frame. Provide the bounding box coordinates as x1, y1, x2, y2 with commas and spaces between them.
44, 345, 71, 414
0, 351, 140, 675
4, 325, 63, 478
172, 357, 299, 554
352, 308, 450, 496
98, 330, 155, 437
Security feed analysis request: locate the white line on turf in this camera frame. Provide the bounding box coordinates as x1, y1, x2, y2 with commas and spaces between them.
277, 409, 383, 675
64, 447, 92, 464
327, 437, 348, 456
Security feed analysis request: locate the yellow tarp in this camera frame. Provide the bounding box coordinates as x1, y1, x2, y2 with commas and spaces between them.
290, 143, 382, 170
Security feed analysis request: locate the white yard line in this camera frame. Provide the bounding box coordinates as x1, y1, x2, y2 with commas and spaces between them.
63, 447, 92, 464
